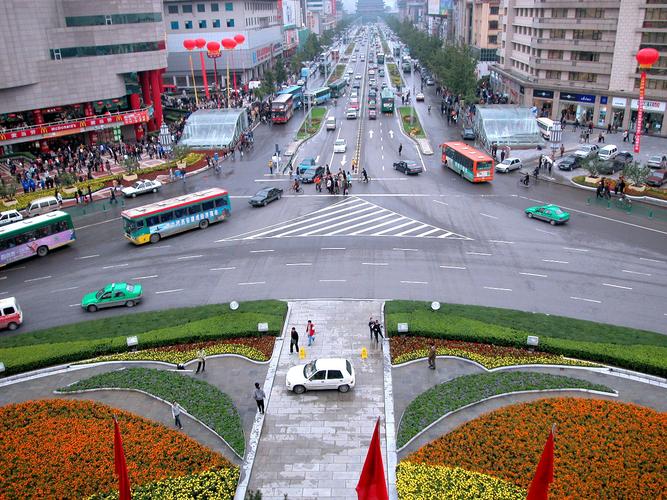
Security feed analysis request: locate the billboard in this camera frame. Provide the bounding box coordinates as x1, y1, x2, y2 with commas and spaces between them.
428, 0, 451, 16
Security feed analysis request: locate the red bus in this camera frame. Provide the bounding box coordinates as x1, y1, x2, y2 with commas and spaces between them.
440, 142, 494, 183
271, 94, 294, 123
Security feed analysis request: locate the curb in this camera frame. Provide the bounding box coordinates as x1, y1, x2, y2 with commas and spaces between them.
381, 302, 399, 500
395, 106, 433, 156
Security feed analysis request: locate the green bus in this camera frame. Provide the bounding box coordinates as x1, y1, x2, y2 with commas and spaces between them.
381, 88, 395, 113
121, 188, 231, 245
0, 211, 75, 267
328, 79, 347, 98
377, 53, 385, 64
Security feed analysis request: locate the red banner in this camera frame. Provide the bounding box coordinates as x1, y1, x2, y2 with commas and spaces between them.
634, 71, 647, 153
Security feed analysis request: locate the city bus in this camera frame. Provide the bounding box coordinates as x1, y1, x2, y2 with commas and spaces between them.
121, 188, 231, 245
328, 79, 347, 98
377, 53, 385, 64
0, 211, 75, 267
308, 87, 332, 105
440, 142, 494, 183
380, 88, 394, 113
277, 85, 304, 109
271, 94, 295, 124
536, 117, 555, 140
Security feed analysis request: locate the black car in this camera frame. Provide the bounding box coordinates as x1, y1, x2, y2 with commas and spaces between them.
249, 187, 283, 206
597, 160, 625, 175
298, 165, 325, 183
613, 151, 633, 167
461, 128, 476, 140
556, 155, 582, 171
393, 160, 423, 175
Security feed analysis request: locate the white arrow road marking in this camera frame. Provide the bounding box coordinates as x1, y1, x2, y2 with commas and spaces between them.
389, 130, 394, 139
369, 130, 374, 139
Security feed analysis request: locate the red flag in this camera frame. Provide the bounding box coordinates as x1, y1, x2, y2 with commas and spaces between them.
113, 416, 132, 500
356, 417, 389, 500
527, 427, 555, 500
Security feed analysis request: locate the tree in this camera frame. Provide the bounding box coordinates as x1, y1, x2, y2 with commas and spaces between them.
255, 69, 275, 100
581, 157, 603, 178
274, 58, 287, 86
623, 161, 651, 186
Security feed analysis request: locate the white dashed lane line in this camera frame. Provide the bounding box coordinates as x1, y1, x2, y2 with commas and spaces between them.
285, 263, 312, 266
210, 267, 236, 271
393, 248, 418, 252
238, 281, 266, 286
0, 276, 6, 281
466, 252, 492, 256
76, 254, 100, 260
400, 280, 428, 284
322, 247, 346, 250
563, 247, 589, 253
489, 240, 514, 244
177, 255, 203, 260
68, 304, 80, 307
24, 276, 52, 283
542, 259, 569, 264
50, 286, 79, 293
132, 275, 159, 280
535, 228, 555, 235
602, 283, 633, 290
362, 262, 388, 266
319, 279, 347, 282
155, 289, 184, 294
102, 263, 129, 269
433, 200, 448, 206
484, 286, 512, 292
519, 272, 548, 278
440, 265, 467, 270
250, 249, 275, 254
640, 257, 663, 264
621, 270, 651, 276
479, 213, 499, 219
570, 296, 602, 304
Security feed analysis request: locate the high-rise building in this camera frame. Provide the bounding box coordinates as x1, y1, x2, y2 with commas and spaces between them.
492, 0, 667, 136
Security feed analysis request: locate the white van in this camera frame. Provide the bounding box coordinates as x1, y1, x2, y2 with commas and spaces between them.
326, 116, 336, 130
25, 196, 59, 217
536, 117, 555, 140
598, 145, 619, 161
0, 209, 23, 227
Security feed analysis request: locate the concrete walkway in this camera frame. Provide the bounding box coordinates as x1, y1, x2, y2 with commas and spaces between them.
247, 300, 386, 500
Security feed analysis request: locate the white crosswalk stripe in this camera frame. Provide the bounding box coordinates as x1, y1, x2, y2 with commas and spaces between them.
221, 197, 471, 241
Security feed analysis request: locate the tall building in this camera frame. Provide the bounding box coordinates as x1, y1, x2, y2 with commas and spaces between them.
0, 0, 167, 154
492, 0, 667, 136
356, 0, 386, 20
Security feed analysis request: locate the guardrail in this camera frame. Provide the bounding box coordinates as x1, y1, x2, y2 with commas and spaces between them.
586, 196, 667, 221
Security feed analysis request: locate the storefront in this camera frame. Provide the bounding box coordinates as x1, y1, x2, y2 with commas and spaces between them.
533, 89, 554, 118
558, 92, 595, 124
597, 96, 608, 128
611, 97, 627, 130
630, 98, 666, 135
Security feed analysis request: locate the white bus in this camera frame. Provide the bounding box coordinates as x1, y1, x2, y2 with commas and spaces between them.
536, 117, 555, 140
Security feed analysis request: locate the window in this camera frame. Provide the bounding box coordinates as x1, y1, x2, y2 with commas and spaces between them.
310, 370, 327, 380
170, 21, 179, 29
187, 205, 201, 215
490, 6, 499, 15
569, 72, 597, 82
159, 212, 174, 223
545, 70, 561, 79
548, 50, 563, 60
211, 2, 220, 11
113, 291, 125, 298
146, 216, 159, 226
225, 2, 234, 10
575, 8, 604, 18
182, 4, 193, 13
198, 19, 207, 28
202, 200, 215, 210
65, 13, 163, 26
327, 370, 344, 379
488, 35, 498, 45
197, 3, 206, 12
226, 18, 234, 27
572, 51, 600, 62
173, 208, 186, 219
550, 29, 565, 39
214, 197, 227, 208
213, 19, 221, 27
551, 8, 568, 18
168, 5, 179, 13
488, 21, 498, 30
2, 307, 16, 315
185, 20, 193, 29
50, 41, 165, 59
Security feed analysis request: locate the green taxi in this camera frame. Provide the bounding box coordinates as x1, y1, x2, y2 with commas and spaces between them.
82, 282, 143, 312
525, 204, 570, 225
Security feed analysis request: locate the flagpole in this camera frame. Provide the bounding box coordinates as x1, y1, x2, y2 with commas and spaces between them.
112, 415, 132, 500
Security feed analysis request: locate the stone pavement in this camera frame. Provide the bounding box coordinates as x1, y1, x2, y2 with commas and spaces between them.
247, 300, 387, 500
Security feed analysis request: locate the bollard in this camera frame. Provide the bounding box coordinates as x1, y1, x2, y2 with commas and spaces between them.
586, 197, 591, 205
299, 346, 305, 359
606, 201, 611, 209
361, 347, 368, 359
649, 210, 653, 219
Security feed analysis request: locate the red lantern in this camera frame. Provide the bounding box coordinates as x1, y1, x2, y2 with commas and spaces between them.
222, 38, 237, 50
207, 41, 221, 53
183, 39, 196, 51
636, 48, 659, 68
195, 38, 207, 49
234, 34, 246, 45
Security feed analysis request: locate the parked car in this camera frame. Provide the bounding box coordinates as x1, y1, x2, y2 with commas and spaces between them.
556, 155, 582, 171
0, 209, 23, 227
249, 187, 283, 207
415, 92, 425, 102
597, 159, 625, 175
646, 169, 667, 187
334, 139, 347, 153
647, 154, 667, 169
574, 144, 599, 159
286, 358, 356, 394
525, 204, 570, 225
0, 297, 23, 331
613, 151, 633, 166
25, 196, 59, 217
298, 165, 325, 183
598, 144, 619, 161
495, 157, 522, 173
121, 179, 162, 198
82, 282, 143, 312
461, 128, 476, 141
393, 160, 423, 174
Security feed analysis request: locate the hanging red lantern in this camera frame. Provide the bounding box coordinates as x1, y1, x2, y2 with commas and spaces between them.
234, 34, 246, 45
183, 39, 196, 51
207, 41, 221, 53
195, 38, 207, 49
636, 48, 659, 68
222, 38, 237, 50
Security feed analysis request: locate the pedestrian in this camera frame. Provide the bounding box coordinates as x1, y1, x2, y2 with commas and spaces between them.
195, 348, 206, 373
623, 130, 629, 142
373, 319, 384, 346
618, 177, 626, 195
604, 180, 612, 199
306, 320, 316, 346
596, 181, 604, 199
500, 150, 506, 162
172, 401, 183, 429
253, 382, 266, 414
398, 143, 402, 156
87, 184, 93, 203
290, 327, 299, 354
560, 144, 565, 157
268, 160, 274, 175
109, 187, 117, 204
427, 344, 436, 370
548, 159, 552, 175
368, 316, 374, 340
55, 190, 63, 205
77, 187, 84, 204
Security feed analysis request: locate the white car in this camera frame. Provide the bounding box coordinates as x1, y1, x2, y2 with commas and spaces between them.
495, 158, 522, 173
415, 92, 425, 102
346, 108, 357, 120
574, 144, 599, 159
0, 209, 23, 227
121, 179, 162, 198
286, 358, 356, 394
355, 74, 362, 80
334, 139, 347, 153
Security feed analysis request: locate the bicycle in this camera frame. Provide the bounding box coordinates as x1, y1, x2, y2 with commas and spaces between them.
517, 175, 530, 188
616, 195, 632, 210
289, 185, 303, 194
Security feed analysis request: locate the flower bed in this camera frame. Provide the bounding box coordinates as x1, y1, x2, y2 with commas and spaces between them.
397, 462, 525, 500
85, 337, 274, 365
398, 107, 426, 138
387, 63, 403, 88
296, 107, 326, 140
0, 399, 236, 499
397, 372, 611, 448
390, 336, 597, 368
59, 367, 245, 456
407, 398, 667, 498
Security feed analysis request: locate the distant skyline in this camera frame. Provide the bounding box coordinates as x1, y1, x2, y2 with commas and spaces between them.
343, 0, 391, 14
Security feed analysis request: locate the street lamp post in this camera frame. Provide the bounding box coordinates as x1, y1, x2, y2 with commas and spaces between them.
634, 48, 660, 154
158, 122, 173, 154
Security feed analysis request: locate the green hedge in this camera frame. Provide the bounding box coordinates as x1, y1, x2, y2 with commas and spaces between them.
397, 371, 612, 448
0, 300, 286, 376
60, 368, 245, 456
385, 301, 667, 377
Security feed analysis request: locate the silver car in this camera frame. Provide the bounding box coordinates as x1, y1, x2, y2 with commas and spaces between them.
122, 179, 162, 198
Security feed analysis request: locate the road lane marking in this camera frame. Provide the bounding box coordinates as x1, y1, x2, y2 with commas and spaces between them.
484, 286, 512, 292
0, 276, 6, 281
250, 249, 275, 253
542, 259, 569, 264
535, 228, 556, 235
602, 283, 633, 290
76, 217, 121, 230
393, 248, 418, 251
102, 263, 129, 269
563, 247, 589, 252
69, 303, 80, 307
489, 240, 514, 244
480, 213, 498, 219
440, 265, 467, 270
50, 286, 79, 292
433, 200, 448, 206
177, 254, 203, 260
210, 267, 236, 271
519, 272, 548, 278
570, 296, 602, 304
285, 262, 312, 266
466, 252, 492, 256
238, 281, 266, 285
621, 270, 651, 276
319, 279, 347, 282
132, 275, 158, 280
321, 247, 346, 250
76, 254, 100, 260
24, 276, 52, 283
1, 266, 26, 272
362, 262, 388, 266
401, 280, 428, 284
155, 288, 184, 294
640, 257, 663, 264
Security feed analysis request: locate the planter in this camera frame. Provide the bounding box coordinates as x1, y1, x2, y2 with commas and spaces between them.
62, 187, 78, 194
585, 176, 601, 184
628, 185, 646, 193
123, 174, 138, 182
2, 199, 17, 207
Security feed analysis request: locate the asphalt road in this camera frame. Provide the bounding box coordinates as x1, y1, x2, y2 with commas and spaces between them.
2, 37, 667, 335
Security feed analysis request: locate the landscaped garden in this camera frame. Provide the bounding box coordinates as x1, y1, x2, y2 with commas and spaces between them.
0, 399, 238, 499
396, 372, 613, 448
387, 63, 403, 88
398, 107, 426, 138
326, 64, 346, 85
296, 107, 326, 140
58, 367, 246, 456
401, 398, 667, 498
385, 300, 667, 376
0, 300, 286, 376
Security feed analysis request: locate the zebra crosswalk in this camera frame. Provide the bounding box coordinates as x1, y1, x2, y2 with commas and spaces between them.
222, 197, 471, 241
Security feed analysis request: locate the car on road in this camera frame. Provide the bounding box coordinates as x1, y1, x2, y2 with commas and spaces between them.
415, 92, 425, 101
646, 169, 667, 187
355, 74, 362, 80
461, 127, 476, 141
368, 100, 377, 109
647, 154, 667, 169
393, 160, 423, 175
573, 144, 599, 160
495, 157, 522, 173
249, 187, 283, 207
369, 108, 377, 120
525, 204, 570, 225
556, 154, 582, 171
369, 78, 376, 87
298, 165, 325, 183
0, 297, 23, 331
286, 358, 356, 394
368, 89, 377, 100
426, 77, 435, 86
346, 108, 357, 119
334, 139, 347, 153
82, 282, 143, 312
297, 158, 317, 174
0, 209, 23, 227
381, 82, 388, 89
379, 68, 385, 77
121, 179, 162, 198
350, 89, 359, 98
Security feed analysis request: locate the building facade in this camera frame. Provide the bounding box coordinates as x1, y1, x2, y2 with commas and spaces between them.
0, 0, 167, 153
491, 0, 667, 136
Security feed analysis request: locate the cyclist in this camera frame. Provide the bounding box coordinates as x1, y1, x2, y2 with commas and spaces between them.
333, 98, 337, 106
292, 178, 301, 192
428, 105, 431, 114
521, 172, 530, 186
362, 168, 369, 183
533, 166, 540, 178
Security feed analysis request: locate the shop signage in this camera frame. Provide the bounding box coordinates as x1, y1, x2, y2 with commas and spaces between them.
612, 97, 627, 108
534, 89, 554, 99
600, 96, 608, 105
631, 98, 666, 112
255, 46, 272, 63
559, 92, 596, 103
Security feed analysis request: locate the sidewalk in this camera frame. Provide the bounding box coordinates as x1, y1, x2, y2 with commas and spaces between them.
247, 300, 387, 500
